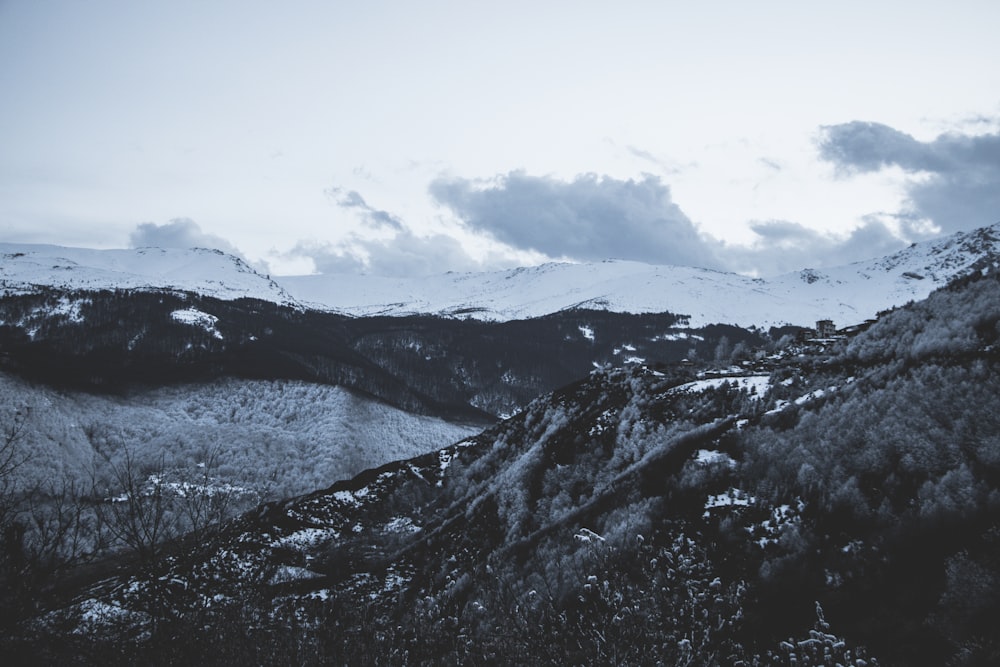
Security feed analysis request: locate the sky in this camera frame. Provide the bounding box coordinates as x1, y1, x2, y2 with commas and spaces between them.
1, 0, 999, 277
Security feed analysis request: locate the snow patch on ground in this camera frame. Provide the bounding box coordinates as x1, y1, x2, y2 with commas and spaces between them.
704, 489, 757, 514
332, 486, 371, 507
270, 565, 324, 585
746, 500, 805, 548
171, 308, 223, 340
384, 516, 421, 534
792, 385, 841, 407
653, 331, 704, 342
50, 296, 88, 323
73, 598, 149, 634
694, 449, 737, 467
271, 527, 340, 550
668, 375, 771, 399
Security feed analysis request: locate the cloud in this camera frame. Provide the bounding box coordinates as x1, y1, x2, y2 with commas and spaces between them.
129, 218, 244, 256
758, 157, 782, 171
287, 231, 485, 278
818, 120, 1000, 232
723, 218, 908, 275
326, 187, 404, 231
429, 171, 722, 269
280, 190, 492, 276
625, 146, 683, 174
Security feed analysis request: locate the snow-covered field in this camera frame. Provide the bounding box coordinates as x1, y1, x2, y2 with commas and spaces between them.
667, 375, 772, 399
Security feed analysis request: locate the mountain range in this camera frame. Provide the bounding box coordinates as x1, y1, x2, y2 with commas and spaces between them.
4, 222, 1000, 328
2, 224, 1000, 665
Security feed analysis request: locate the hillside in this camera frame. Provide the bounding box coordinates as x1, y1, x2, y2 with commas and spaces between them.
7, 268, 1000, 665
0, 372, 478, 500
0, 288, 763, 420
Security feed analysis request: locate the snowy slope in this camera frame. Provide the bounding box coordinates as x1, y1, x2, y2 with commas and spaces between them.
4, 224, 999, 328
0, 244, 298, 306
281, 223, 1000, 328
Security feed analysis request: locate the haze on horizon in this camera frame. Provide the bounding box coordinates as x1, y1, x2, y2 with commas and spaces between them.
1, 1, 998, 278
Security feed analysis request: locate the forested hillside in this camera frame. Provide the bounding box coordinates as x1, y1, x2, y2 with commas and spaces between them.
4, 269, 998, 665
0, 287, 767, 419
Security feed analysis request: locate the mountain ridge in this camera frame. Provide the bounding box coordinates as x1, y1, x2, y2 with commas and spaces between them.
4, 222, 1000, 328
0, 244, 298, 307
281, 222, 1000, 327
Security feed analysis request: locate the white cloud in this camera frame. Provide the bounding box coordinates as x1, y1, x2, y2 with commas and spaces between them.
129, 218, 245, 257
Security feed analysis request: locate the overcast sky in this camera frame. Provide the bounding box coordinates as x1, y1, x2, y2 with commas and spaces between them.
2, 1, 998, 277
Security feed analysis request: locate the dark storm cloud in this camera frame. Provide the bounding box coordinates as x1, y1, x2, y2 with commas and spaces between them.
429, 171, 722, 269
326, 187, 404, 231
818, 121, 1000, 231
129, 218, 244, 256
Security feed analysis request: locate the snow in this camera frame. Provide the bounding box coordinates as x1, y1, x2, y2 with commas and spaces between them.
0, 223, 1000, 332
668, 375, 771, 399
653, 331, 704, 341
694, 449, 737, 467
171, 308, 223, 339
0, 372, 479, 499
271, 527, 339, 550
383, 516, 421, 534
0, 243, 298, 306
794, 386, 839, 405
332, 486, 371, 507
5, 223, 999, 329
704, 488, 757, 512
50, 296, 88, 323
574, 527, 606, 543
278, 223, 1000, 327
765, 400, 790, 415
744, 500, 805, 548
73, 598, 148, 634
578, 324, 595, 341
270, 565, 323, 584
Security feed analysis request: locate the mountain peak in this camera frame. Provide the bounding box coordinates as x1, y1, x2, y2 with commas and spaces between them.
0, 243, 299, 306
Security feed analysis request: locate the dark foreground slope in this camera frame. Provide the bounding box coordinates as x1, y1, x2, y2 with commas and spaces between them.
7, 271, 1000, 665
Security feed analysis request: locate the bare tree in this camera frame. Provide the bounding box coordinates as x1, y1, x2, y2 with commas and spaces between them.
94, 449, 179, 564
0, 410, 29, 529
92, 443, 263, 564
174, 444, 259, 542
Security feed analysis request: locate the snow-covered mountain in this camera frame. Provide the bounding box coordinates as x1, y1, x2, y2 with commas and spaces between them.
3, 223, 999, 328
282, 223, 1000, 327
0, 244, 297, 306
